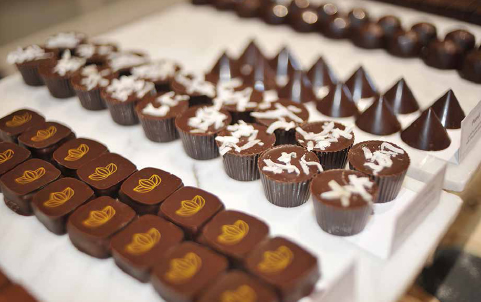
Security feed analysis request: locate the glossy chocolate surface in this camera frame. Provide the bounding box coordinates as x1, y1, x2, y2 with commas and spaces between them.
0, 269, 10, 290
199, 210, 269, 263
291, 7, 319, 32
245, 237, 320, 302
235, 0, 261, 18
32, 177, 95, 234
324, 15, 351, 39
307, 56, 337, 99
0, 142, 31, 176
401, 108, 451, 151
159, 186, 224, 238
459, 50, 481, 84
317, 3, 338, 28
352, 22, 385, 49
445, 29, 476, 53
119, 167, 183, 215
345, 66, 377, 102
422, 40, 462, 70
205, 52, 239, 84
75, 43, 118, 65
355, 96, 402, 135
262, 2, 289, 25
110, 215, 184, 282
197, 270, 279, 302
430, 90, 465, 129
0, 109, 45, 143
77, 153, 137, 197
411, 22, 437, 47
253, 99, 309, 128
388, 30, 422, 57
241, 56, 277, 92
377, 15, 402, 40
296, 121, 354, 152
151, 242, 229, 302
67, 196, 136, 258
383, 78, 419, 114
278, 71, 316, 103
348, 8, 370, 31
236, 40, 264, 75
136, 92, 190, 120
216, 123, 276, 156
53, 138, 108, 176
70, 66, 117, 91
0, 284, 38, 302
268, 47, 302, 86
316, 83, 358, 118
175, 105, 232, 135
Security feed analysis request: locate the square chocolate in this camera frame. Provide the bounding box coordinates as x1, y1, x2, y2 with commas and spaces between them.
198, 210, 269, 265
151, 242, 229, 302
31, 177, 95, 235
197, 270, 279, 302
67, 196, 136, 258
110, 215, 184, 282
0, 109, 45, 143
0, 269, 10, 291
245, 237, 320, 302
77, 153, 137, 197
0, 142, 31, 191
118, 167, 183, 215
159, 186, 224, 239
0, 284, 38, 302
52, 138, 108, 177
18, 121, 75, 161
0, 159, 61, 216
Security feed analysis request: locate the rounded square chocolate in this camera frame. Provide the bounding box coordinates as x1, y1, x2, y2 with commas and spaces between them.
0, 109, 45, 143
77, 153, 137, 197
67, 196, 136, 258
151, 242, 229, 302
198, 210, 269, 264
0, 142, 31, 176
110, 215, 184, 282
32, 177, 95, 235
0, 158, 61, 216
245, 237, 320, 302
159, 186, 224, 238
52, 138, 108, 177
118, 167, 183, 215
197, 270, 279, 302
0, 284, 38, 302
18, 121, 75, 160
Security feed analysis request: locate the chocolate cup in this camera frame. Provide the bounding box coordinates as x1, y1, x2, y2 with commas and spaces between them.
16, 63, 45, 86
103, 95, 140, 126
227, 110, 255, 124
273, 128, 297, 146
259, 172, 312, 207
138, 116, 178, 143
310, 143, 353, 170
42, 76, 76, 99
178, 129, 220, 160
222, 152, 261, 181
74, 88, 106, 111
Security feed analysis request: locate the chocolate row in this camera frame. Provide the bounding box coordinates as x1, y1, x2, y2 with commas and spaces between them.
0, 108, 320, 302
0, 269, 38, 302
192, 0, 481, 84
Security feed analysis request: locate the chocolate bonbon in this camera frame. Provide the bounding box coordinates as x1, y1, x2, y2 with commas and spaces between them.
235, 0, 261, 18
352, 22, 385, 49
67, 196, 136, 258
75, 42, 118, 66
411, 22, 437, 47
377, 15, 402, 42
172, 73, 216, 107
429, 89, 465, 129
0, 142, 31, 187
290, 2, 318, 33
215, 81, 264, 123
445, 29, 476, 53
0, 109, 45, 143
317, 3, 338, 30
277, 71, 316, 103
345, 66, 378, 102
0, 269, 10, 290
262, 1, 289, 25
107, 51, 149, 76
0, 284, 38, 302
71, 65, 117, 110
205, 52, 239, 84
348, 8, 370, 32
119, 167, 183, 215
44, 32, 86, 56
383, 78, 419, 114
7, 45, 56, 86
268, 47, 301, 87
459, 50, 481, 84
131, 60, 182, 92
355, 96, 402, 136
422, 40, 463, 70
316, 83, 358, 118
32, 177, 95, 234
307, 56, 337, 100
387, 30, 422, 58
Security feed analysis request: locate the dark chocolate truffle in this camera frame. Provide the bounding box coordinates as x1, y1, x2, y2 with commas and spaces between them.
172, 73, 216, 107
205, 52, 239, 84
311, 169, 377, 235
235, 0, 261, 18
118, 167, 183, 215
198, 210, 269, 265
0, 158, 61, 216
377, 15, 402, 41
151, 242, 229, 302
383, 78, 420, 114
388, 30, 422, 58
445, 29, 476, 53
411, 22, 437, 47
67, 196, 136, 258
324, 16, 351, 39
459, 50, 481, 84
317, 3, 338, 29
422, 40, 463, 70
245, 237, 320, 302
316, 83, 358, 118
352, 22, 385, 49
159, 186, 224, 238
110, 215, 184, 282
262, 2, 289, 25
307, 56, 337, 100
278, 71, 316, 103
401, 108, 451, 151
32, 177, 95, 234
291, 7, 319, 33
77, 153, 137, 197
355, 96, 402, 135
0, 109, 45, 143
0, 142, 31, 183
345, 66, 378, 102
429, 90, 465, 129
348, 8, 370, 31
268, 47, 302, 87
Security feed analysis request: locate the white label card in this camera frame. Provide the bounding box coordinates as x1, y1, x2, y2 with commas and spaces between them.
459, 100, 481, 162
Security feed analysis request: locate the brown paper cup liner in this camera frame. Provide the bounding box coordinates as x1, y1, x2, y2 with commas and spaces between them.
178, 129, 219, 160
349, 163, 407, 203
274, 128, 297, 145
139, 116, 178, 143
222, 152, 260, 181
17, 64, 44, 86
75, 88, 107, 111
260, 173, 312, 207
106, 100, 139, 125
312, 143, 353, 170
43, 76, 76, 98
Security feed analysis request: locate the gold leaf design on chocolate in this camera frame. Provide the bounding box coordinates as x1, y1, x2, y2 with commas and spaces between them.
175, 195, 205, 217
217, 220, 249, 245
43, 187, 75, 208
0, 149, 14, 165
15, 167, 46, 184
221, 285, 257, 302
31, 126, 57, 142
165, 252, 202, 284
82, 206, 116, 228
64, 144, 89, 162
88, 163, 117, 181
6, 112, 32, 127
257, 246, 293, 274
133, 174, 161, 193
125, 228, 161, 255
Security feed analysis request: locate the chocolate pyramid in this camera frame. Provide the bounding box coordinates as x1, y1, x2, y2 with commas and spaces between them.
268, 47, 302, 86
316, 83, 358, 117
307, 56, 337, 99
205, 52, 238, 83
383, 78, 420, 114
345, 66, 378, 102
237, 40, 265, 76
401, 108, 451, 151
430, 90, 466, 129
242, 56, 276, 92
278, 71, 316, 103
355, 96, 401, 135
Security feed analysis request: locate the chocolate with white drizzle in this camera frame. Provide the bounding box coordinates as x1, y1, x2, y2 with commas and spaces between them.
172, 73, 216, 107
75, 43, 117, 65
107, 51, 149, 75
216, 121, 275, 156
7, 45, 56, 86
51, 50, 86, 77
71, 65, 115, 91
45, 32, 86, 55
131, 60, 182, 91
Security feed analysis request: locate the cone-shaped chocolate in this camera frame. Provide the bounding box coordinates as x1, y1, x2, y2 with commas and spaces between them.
430, 90, 465, 129
242, 56, 276, 91
345, 66, 378, 102
355, 96, 401, 135
316, 83, 358, 117
383, 78, 420, 114
205, 52, 238, 83
401, 108, 451, 151
307, 56, 337, 99
268, 46, 302, 86
237, 40, 264, 75
278, 71, 316, 103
